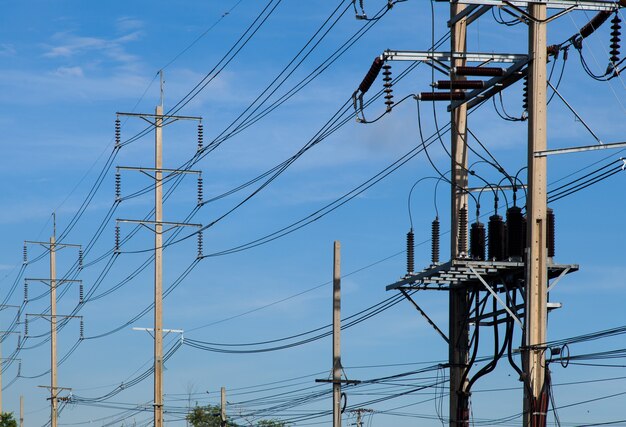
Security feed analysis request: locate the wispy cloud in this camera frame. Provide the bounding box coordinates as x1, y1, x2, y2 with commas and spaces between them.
42, 30, 142, 69
53, 66, 84, 78
116, 17, 144, 33
0, 43, 16, 56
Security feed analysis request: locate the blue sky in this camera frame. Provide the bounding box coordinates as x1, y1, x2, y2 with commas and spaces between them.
1, 1, 626, 426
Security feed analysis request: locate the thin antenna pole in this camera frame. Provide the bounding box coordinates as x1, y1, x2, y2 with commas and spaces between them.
159, 70, 165, 108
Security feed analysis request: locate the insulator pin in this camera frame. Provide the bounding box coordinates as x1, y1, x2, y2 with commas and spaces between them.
431, 217, 440, 265
115, 118, 121, 149
79, 283, 84, 304
197, 176, 204, 205
197, 230, 204, 259
522, 75, 529, 112
506, 206, 524, 261
609, 13, 621, 66
115, 225, 120, 253
458, 206, 468, 257
406, 229, 414, 274
24, 282, 28, 302
78, 249, 84, 270
80, 319, 84, 340
382, 64, 394, 112
419, 92, 465, 102
488, 214, 506, 261
115, 172, 121, 201
23, 244, 27, 264
24, 317, 28, 337
197, 123, 204, 152
547, 208, 556, 259
454, 66, 505, 77
470, 222, 486, 261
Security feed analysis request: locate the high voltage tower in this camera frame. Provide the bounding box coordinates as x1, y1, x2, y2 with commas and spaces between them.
346, 0, 626, 426
115, 74, 203, 427
23, 215, 83, 427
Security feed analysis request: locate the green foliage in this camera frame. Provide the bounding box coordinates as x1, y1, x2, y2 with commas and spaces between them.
0, 413, 17, 427
187, 404, 228, 427
256, 420, 287, 427
186, 405, 287, 427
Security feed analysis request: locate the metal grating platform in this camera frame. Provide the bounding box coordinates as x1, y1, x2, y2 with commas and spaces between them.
386, 259, 578, 291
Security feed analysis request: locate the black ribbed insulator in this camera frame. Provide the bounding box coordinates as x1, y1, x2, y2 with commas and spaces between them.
115, 172, 121, 201
79, 283, 84, 304
458, 206, 468, 257
197, 230, 204, 259
359, 57, 384, 94
420, 92, 465, 101
115, 225, 120, 253
115, 118, 121, 149
24, 318, 28, 337
17, 361, 21, 376
455, 66, 505, 77
506, 206, 524, 260
610, 13, 621, 65
406, 229, 415, 274
78, 249, 84, 270
522, 75, 529, 112
80, 319, 84, 340
23, 245, 27, 264
488, 214, 506, 261
547, 208, 556, 258
197, 123, 204, 152
579, 11, 612, 39
522, 214, 527, 260
431, 217, 440, 265
382, 64, 394, 112
197, 176, 203, 205
470, 222, 486, 261
24, 282, 28, 302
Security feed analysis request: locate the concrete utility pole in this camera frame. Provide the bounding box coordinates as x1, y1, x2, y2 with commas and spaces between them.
524, 3, 548, 426
333, 241, 342, 427
25, 218, 81, 427
220, 387, 227, 427
349, 408, 373, 427
50, 234, 57, 427
449, 2, 470, 425
315, 241, 360, 424
154, 102, 164, 427
116, 76, 202, 427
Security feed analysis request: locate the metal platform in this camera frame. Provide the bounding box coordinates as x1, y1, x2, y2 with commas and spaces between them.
386, 259, 578, 292
435, 0, 620, 12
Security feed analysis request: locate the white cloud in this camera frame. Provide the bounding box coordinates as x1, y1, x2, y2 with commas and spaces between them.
42, 30, 142, 69
116, 17, 144, 33
53, 66, 84, 78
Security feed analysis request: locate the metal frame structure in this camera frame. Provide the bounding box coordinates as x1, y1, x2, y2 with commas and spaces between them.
378, 0, 622, 424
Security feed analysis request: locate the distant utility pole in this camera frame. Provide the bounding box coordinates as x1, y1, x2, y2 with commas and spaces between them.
116, 73, 203, 427
0, 330, 20, 413
25, 215, 82, 427
20, 395, 23, 427
332, 241, 341, 427
315, 241, 360, 427
220, 387, 227, 427
349, 408, 373, 427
